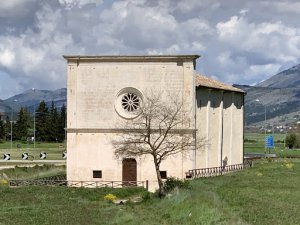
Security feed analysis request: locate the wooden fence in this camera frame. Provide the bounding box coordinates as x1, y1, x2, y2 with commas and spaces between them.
9, 180, 148, 190
186, 163, 249, 179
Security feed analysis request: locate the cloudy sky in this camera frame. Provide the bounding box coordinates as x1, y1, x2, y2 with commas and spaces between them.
0, 0, 300, 99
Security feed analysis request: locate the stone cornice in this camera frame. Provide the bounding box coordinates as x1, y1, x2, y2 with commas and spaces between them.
63, 55, 200, 63
67, 128, 197, 134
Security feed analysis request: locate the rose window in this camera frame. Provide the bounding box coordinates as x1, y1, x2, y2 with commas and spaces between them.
121, 93, 140, 112
115, 87, 143, 119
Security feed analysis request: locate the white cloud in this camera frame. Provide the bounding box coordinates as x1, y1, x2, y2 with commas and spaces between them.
0, 0, 32, 11
0, 49, 15, 67
216, 15, 300, 59
239, 9, 249, 15
0, 0, 300, 98
0, 0, 37, 18
59, 0, 103, 8
265, 1, 300, 14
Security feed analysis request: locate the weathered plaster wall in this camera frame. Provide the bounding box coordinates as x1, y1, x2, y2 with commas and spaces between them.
67, 61, 195, 129
195, 88, 244, 168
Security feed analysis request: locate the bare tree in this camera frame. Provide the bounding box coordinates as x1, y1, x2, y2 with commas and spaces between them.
113, 92, 200, 197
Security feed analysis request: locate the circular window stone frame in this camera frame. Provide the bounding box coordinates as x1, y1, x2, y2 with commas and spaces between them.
114, 87, 143, 119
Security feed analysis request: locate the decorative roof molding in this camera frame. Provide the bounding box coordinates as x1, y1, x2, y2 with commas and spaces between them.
63, 55, 200, 63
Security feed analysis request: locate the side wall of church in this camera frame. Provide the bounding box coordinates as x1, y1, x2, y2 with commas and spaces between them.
195, 88, 244, 168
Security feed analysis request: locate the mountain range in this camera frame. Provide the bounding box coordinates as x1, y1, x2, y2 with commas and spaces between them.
0, 88, 66, 116
234, 63, 300, 126
1, 64, 300, 125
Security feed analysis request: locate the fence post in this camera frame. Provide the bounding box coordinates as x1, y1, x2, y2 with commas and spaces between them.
146, 180, 149, 191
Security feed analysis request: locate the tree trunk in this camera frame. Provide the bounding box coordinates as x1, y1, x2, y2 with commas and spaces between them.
153, 156, 165, 198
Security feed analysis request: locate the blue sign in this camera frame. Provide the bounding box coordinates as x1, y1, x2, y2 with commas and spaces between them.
265, 135, 274, 149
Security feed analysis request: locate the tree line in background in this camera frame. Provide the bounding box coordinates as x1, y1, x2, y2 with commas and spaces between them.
0, 101, 66, 143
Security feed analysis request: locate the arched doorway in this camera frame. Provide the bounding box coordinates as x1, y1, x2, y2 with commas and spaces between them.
122, 158, 137, 185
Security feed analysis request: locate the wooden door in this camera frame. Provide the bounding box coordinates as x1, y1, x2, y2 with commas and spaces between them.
122, 158, 137, 185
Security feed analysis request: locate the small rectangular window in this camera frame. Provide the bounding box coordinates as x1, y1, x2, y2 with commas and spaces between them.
160, 171, 167, 179
93, 170, 102, 178
177, 61, 183, 66
185, 172, 192, 179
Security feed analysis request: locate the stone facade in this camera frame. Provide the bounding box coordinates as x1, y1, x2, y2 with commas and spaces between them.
64, 55, 244, 191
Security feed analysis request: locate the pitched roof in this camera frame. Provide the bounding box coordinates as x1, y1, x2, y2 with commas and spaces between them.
195, 74, 245, 93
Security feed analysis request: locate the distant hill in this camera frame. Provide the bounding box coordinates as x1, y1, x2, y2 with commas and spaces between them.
1, 63, 299, 126
256, 64, 300, 88
1, 88, 67, 115
235, 63, 300, 125
0, 99, 11, 115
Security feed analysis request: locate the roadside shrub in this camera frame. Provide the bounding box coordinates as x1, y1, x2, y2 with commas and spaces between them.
0, 139, 4, 144
163, 177, 190, 193
285, 133, 297, 149
21, 137, 27, 144
296, 133, 300, 148
244, 139, 257, 143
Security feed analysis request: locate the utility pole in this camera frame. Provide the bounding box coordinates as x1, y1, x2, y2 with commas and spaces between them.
10, 99, 17, 150
255, 99, 267, 153
264, 104, 267, 154
32, 88, 36, 149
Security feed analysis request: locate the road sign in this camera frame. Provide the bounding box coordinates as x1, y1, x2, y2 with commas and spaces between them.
40, 152, 47, 160
62, 152, 67, 159
265, 135, 274, 149
3, 154, 10, 161
22, 153, 28, 160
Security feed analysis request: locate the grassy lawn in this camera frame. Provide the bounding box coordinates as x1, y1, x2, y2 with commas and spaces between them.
0, 141, 66, 160
0, 159, 299, 225
0, 164, 66, 180
0, 141, 65, 149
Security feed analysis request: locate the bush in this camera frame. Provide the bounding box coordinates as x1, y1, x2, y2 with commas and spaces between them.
286, 133, 297, 149
103, 193, 117, 203
163, 177, 190, 193
141, 191, 152, 201
21, 137, 27, 144
282, 159, 294, 170
244, 139, 257, 143
0, 179, 8, 185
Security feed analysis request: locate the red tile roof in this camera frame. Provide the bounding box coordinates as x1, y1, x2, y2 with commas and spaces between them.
196, 74, 245, 93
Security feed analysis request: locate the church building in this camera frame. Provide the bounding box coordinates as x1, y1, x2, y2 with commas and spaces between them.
64, 55, 245, 191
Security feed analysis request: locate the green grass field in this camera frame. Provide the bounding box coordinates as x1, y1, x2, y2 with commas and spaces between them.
1, 159, 299, 225
244, 132, 300, 156
0, 164, 66, 180
3, 133, 298, 162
